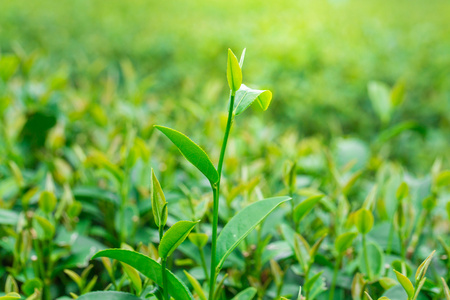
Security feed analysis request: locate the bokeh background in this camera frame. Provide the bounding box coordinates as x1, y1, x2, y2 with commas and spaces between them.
1, 0, 449, 174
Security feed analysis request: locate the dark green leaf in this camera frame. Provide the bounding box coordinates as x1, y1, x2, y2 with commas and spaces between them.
92, 249, 193, 300
154, 126, 219, 184
159, 220, 198, 258
77, 291, 142, 300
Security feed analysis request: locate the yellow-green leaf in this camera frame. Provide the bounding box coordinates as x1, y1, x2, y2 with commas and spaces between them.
227, 48, 242, 92
188, 233, 208, 249
121, 263, 142, 295
183, 271, 206, 300
354, 208, 374, 234
394, 270, 414, 299
39, 191, 57, 214
151, 169, 168, 228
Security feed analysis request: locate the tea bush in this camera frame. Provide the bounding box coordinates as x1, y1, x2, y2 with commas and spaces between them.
0, 0, 449, 299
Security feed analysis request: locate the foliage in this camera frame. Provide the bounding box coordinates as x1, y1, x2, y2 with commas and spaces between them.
0, 1, 449, 299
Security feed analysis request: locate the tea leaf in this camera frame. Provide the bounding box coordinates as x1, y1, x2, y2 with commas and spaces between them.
0, 209, 19, 226
234, 84, 272, 116
396, 182, 409, 201
441, 277, 450, 300
39, 191, 57, 214
5, 275, 18, 294
293, 194, 324, 223
368, 81, 392, 124
121, 263, 142, 295
154, 125, 219, 184
359, 241, 384, 278
159, 220, 198, 258
22, 278, 43, 296
335, 232, 358, 254
92, 249, 193, 300
77, 291, 142, 300
414, 250, 435, 283
227, 48, 242, 92
183, 271, 207, 300
34, 215, 55, 239
394, 270, 414, 299
231, 287, 257, 300
304, 271, 324, 292
270, 259, 283, 287
188, 232, 208, 249
0, 293, 21, 300
151, 169, 168, 228
239, 48, 246, 68
294, 233, 310, 272
215, 196, 291, 270
354, 208, 374, 234
379, 277, 398, 290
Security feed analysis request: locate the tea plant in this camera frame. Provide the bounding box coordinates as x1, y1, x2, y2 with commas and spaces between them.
78, 49, 290, 299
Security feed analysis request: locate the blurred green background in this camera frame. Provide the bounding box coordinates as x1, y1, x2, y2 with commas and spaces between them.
1, 0, 449, 173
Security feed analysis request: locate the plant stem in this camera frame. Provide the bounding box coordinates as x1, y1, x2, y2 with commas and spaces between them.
209, 92, 235, 300
362, 234, 372, 280
329, 255, 342, 300
161, 258, 169, 300
199, 247, 210, 282
304, 265, 311, 300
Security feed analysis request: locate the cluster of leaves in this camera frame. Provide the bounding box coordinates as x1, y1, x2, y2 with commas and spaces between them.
0, 44, 449, 300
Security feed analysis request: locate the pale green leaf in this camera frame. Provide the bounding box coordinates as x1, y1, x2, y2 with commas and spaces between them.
231, 287, 257, 300
415, 250, 435, 283
121, 263, 142, 295
441, 277, 450, 300
234, 84, 272, 116
183, 271, 207, 300
188, 233, 208, 249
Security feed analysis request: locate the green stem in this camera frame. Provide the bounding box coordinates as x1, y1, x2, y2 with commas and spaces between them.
362, 234, 372, 280
329, 255, 342, 300
407, 210, 428, 260
209, 92, 235, 300
304, 266, 311, 300
386, 221, 394, 255
161, 258, 169, 300
199, 247, 210, 282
